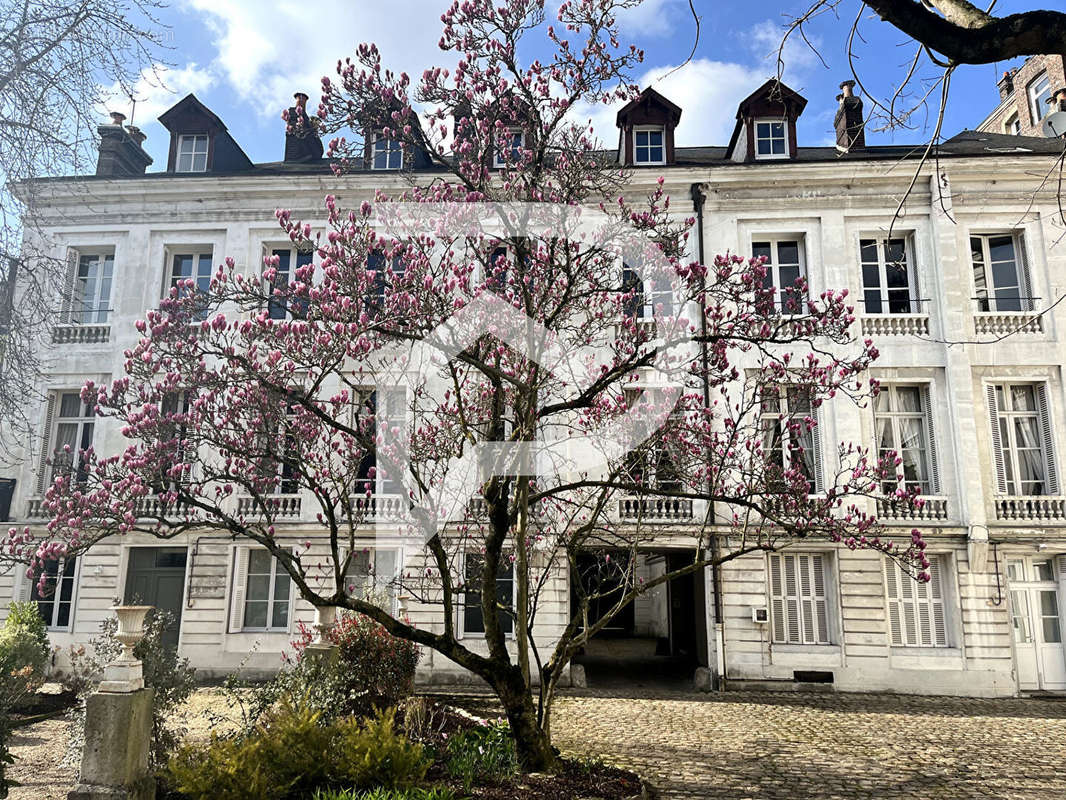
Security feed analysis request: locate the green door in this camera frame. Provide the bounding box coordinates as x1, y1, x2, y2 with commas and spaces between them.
123, 548, 188, 651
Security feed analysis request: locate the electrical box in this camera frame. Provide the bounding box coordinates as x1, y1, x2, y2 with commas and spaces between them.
751, 606, 769, 624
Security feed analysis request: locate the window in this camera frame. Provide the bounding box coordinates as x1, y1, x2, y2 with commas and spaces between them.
860, 238, 918, 314
759, 385, 821, 493
874, 385, 938, 495
1004, 112, 1021, 136
341, 547, 399, 609
622, 389, 682, 491
493, 128, 524, 167
620, 264, 672, 320
768, 552, 831, 645
353, 388, 406, 498
168, 250, 214, 320
987, 383, 1058, 496
176, 134, 209, 172
232, 548, 291, 631
267, 247, 313, 320
30, 557, 78, 630
633, 127, 665, 164
462, 553, 514, 636
372, 135, 403, 170
65, 251, 114, 324
754, 119, 787, 159
50, 392, 94, 486
368, 249, 405, 303
884, 555, 948, 648
970, 233, 1032, 313
1028, 72, 1051, 124
154, 391, 192, 494
752, 238, 806, 313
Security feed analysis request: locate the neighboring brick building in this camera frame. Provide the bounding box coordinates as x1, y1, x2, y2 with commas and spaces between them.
978, 54, 1065, 137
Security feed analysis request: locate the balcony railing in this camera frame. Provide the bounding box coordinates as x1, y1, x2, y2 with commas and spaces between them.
350, 493, 405, 521
994, 496, 1066, 521
25, 498, 47, 519
876, 496, 949, 522
974, 312, 1043, 336
236, 494, 302, 518
618, 496, 694, 521
52, 324, 110, 345
861, 314, 929, 337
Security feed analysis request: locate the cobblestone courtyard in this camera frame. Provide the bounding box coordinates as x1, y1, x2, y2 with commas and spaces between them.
548, 689, 1066, 799
10, 688, 1066, 799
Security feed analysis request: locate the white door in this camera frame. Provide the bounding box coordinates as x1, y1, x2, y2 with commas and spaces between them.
1008, 557, 1066, 691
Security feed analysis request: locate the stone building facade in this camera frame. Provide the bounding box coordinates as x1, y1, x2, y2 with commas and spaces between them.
977, 54, 1065, 137
4, 79, 1066, 695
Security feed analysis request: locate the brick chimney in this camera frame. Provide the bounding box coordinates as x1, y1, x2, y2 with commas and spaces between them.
998, 70, 1015, 101
95, 111, 153, 177
834, 80, 865, 152
284, 92, 324, 162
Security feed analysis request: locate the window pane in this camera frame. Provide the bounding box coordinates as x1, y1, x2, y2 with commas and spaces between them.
248, 549, 271, 574
895, 386, 922, 412
862, 263, 881, 288
751, 242, 771, 261
243, 602, 267, 629
246, 574, 270, 602
885, 262, 909, 289
1034, 560, 1054, 582
59, 393, 83, 417
1010, 385, 1036, 411
777, 241, 799, 265
271, 599, 289, 629
771, 138, 786, 154
864, 290, 882, 314
859, 239, 877, 263
757, 138, 772, 155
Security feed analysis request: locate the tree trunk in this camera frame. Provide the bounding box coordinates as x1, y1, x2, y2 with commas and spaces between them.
494, 666, 557, 773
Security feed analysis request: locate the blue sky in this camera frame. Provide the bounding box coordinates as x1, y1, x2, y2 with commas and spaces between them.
116, 0, 1036, 170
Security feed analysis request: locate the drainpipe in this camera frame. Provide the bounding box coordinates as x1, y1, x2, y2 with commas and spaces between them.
690, 182, 725, 689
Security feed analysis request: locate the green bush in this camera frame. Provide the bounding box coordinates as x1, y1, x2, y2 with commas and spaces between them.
312, 788, 461, 800
165, 700, 429, 800
0, 601, 50, 702
439, 724, 517, 792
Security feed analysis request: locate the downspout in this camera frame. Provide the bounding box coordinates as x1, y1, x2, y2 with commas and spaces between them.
690, 182, 725, 688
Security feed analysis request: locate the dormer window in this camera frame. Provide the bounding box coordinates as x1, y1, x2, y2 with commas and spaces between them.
1028, 72, 1051, 124
494, 128, 525, 168
176, 134, 208, 172
372, 135, 403, 170
633, 126, 665, 165
754, 119, 787, 159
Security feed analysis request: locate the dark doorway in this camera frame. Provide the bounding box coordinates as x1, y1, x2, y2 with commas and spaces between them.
667, 552, 697, 661
123, 547, 188, 651
572, 551, 635, 637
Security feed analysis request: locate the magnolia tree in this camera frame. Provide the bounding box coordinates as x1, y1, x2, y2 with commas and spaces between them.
12, 0, 931, 773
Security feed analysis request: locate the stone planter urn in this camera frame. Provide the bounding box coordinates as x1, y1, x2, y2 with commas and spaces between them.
98, 605, 152, 693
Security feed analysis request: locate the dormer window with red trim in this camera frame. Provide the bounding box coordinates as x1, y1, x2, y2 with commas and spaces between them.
616, 88, 681, 167
726, 79, 807, 163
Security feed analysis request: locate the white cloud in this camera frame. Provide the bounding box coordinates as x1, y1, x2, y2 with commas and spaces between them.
747, 19, 823, 79
614, 0, 689, 38
573, 58, 768, 149
184, 0, 453, 118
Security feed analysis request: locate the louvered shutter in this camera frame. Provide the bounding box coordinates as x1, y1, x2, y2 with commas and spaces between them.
1016, 235, 1034, 312
35, 394, 56, 495
63, 557, 82, 633
13, 566, 31, 603
783, 555, 801, 643
928, 556, 947, 647
884, 559, 903, 646
768, 554, 785, 643
986, 385, 1008, 494
921, 386, 941, 495
1035, 384, 1059, 495
228, 547, 250, 633
60, 248, 79, 324
799, 555, 815, 643
811, 554, 829, 643
810, 408, 824, 494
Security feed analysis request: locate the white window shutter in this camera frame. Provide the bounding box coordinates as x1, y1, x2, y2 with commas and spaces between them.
928, 556, 947, 647
810, 408, 824, 494
60, 248, 79, 324
811, 554, 829, 643
35, 394, 56, 495
884, 559, 903, 646
768, 554, 785, 643
1016, 234, 1034, 312
783, 555, 801, 643
798, 555, 815, 643
64, 557, 82, 633
228, 547, 250, 633
1035, 384, 1059, 495
13, 566, 31, 603
986, 385, 1008, 494
921, 386, 941, 495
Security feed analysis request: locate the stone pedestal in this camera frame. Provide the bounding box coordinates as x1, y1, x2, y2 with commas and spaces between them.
68, 688, 155, 800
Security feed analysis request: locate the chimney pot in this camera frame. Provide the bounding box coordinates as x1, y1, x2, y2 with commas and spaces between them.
125, 125, 147, 145
109, 111, 127, 126
839, 80, 856, 98
834, 80, 865, 152
284, 92, 323, 162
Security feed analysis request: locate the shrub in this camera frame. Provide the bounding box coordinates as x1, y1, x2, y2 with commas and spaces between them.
165, 699, 429, 800
440, 724, 517, 792
65, 609, 196, 769
0, 601, 50, 704
312, 788, 460, 800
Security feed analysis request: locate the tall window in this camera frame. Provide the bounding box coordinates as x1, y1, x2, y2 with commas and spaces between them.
342, 548, 399, 609
368, 249, 406, 304
754, 119, 787, 159
493, 128, 525, 167
752, 238, 806, 313
884, 555, 948, 648
620, 264, 672, 320
463, 553, 514, 636
176, 134, 209, 172
31, 557, 78, 630
874, 385, 938, 495
860, 238, 918, 314
67, 251, 114, 324
987, 383, 1058, 496
51, 392, 94, 485
268, 247, 313, 320
768, 552, 831, 645
353, 388, 406, 498
760, 385, 820, 493
372, 135, 403, 170
971, 234, 1031, 312
1028, 72, 1051, 124
633, 127, 665, 164
241, 549, 291, 631
168, 250, 214, 320
155, 391, 192, 494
